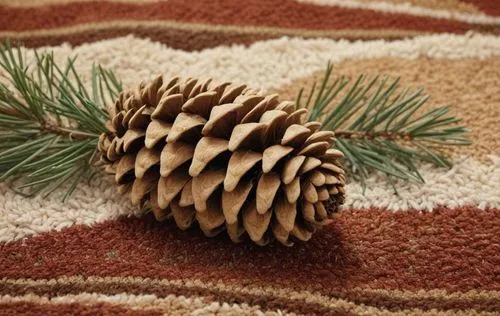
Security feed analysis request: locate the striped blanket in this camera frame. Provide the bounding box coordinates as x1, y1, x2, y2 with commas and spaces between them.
0, 0, 499, 315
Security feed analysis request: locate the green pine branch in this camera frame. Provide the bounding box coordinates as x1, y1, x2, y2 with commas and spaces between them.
296, 62, 471, 189
0, 42, 122, 199
0, 43, 472, 200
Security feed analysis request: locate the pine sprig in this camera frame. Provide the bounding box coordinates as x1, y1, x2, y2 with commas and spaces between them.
0, 43, 122, 199
297, 62, 471, 188
297, 63, 471, 186
0, 43, 471, 200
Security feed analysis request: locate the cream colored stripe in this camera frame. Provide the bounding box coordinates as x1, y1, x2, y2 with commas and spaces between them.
1, 276, 499, 316
297, 0, 500, 25
0, 292, 284, 316
0, 19, 431, 41
9, 34, 500, 102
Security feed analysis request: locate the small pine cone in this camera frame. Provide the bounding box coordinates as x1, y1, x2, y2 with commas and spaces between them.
98, 75, 345, 246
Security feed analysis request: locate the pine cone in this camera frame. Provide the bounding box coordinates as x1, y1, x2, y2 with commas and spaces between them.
98, 76, 345, 246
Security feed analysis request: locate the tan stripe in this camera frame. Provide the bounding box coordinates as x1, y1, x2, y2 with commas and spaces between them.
274, 56, 500, 161
355, 288, 500, 302
0, 19, 432, 41
1, 277, 498, 315
0, 293, 283, 316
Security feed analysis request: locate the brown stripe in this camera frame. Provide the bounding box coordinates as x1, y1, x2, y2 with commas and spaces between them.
0, 278, 355, 316
0, 0, 486, 34
0, 292, 287, 316
0, 0, 489, 19
273, 56, 500, 161
1, 206, 498, 296
0, 0, 158, 7
0, 21, 434, 51
0, 301, 162, 316
341, 289, 500, 313
1, 277, 498, 314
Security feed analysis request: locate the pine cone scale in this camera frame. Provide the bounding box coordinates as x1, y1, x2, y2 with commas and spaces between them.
98, 76, 346, 246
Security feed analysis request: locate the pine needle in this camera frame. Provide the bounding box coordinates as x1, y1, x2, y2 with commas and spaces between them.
0, 42, 122, 199
0, 44, 472, 199
297, 63, 471, 188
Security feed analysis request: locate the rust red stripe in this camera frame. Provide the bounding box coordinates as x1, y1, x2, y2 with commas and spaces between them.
2, 23, 279, 51
462, 0, 500, 16
0, 0, 481, 34
1, 22, 430, 51
1, 206, 498, 295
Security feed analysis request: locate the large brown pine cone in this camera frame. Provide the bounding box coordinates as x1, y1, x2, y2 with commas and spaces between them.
98, 76, 345, 246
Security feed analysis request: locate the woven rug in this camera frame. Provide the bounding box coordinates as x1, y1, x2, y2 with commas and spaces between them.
1, 1, 499, 315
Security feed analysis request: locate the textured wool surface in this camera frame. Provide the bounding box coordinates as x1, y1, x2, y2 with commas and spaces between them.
0, 1, 499, 315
